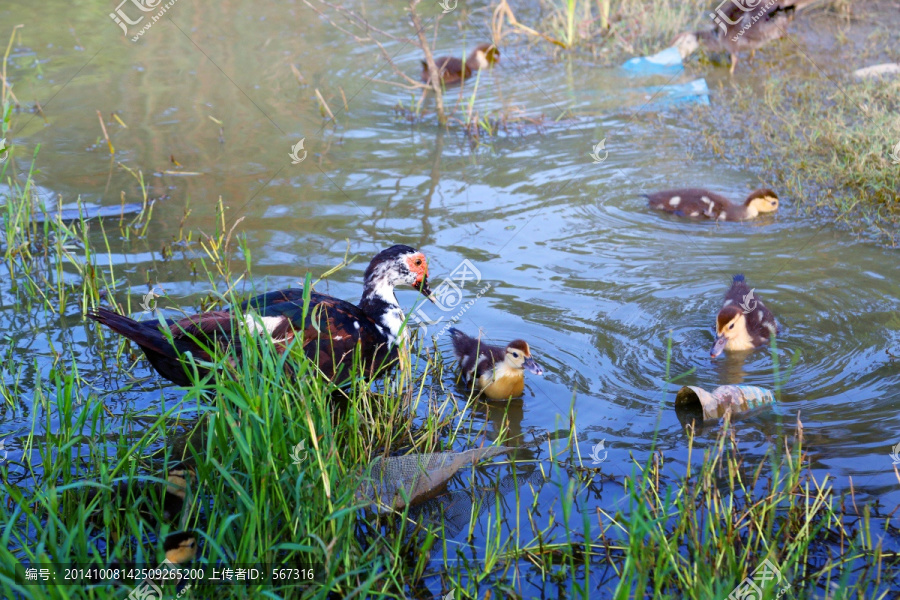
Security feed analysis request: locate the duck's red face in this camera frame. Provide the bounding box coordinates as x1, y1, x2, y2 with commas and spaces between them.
405, 252, 432, 297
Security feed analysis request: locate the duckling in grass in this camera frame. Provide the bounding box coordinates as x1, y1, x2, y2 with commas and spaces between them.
711, 274, 778, 358
449, 328, 542, 400
421, 43, 499, 86
162, 530, 199, 565
86, 461, 196, 530
645, 188, 779, 221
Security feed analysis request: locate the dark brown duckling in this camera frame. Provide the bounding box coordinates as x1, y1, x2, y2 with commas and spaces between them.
711, 274, 778, 357
421, 43, 499, 85
449, 328, 542, 400
645, 188, 779, 221
674, 0, 818, 74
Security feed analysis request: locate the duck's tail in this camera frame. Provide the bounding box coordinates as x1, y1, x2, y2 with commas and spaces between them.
732, 274, 745, 283
87, 308, 174, 354
86, 308, 203, 385
447, 327, 473, 358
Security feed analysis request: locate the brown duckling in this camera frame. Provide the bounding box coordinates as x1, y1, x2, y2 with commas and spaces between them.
162, 530, 199, 565
711, 274, 778, 357
673, 0, 818, 74
449, 328, 542, 400
86, 461, 196, 530
645, 188, 779, 221
421, 43, 499, 86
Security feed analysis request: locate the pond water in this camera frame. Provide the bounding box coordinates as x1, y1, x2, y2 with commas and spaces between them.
2, 0, 899, 596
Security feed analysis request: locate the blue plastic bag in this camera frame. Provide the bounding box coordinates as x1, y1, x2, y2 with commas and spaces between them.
621, 46, 684, 76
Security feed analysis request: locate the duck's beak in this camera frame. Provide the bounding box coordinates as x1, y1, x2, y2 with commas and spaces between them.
524, 357, 543, 376
417, 275, 434, 303
710, 335, 727, 358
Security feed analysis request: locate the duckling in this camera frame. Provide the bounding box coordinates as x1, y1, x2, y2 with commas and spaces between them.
645, 188, 779, 221
421, 43, 499, 86
711, 274, 778, 357
448, 328, 542, 400
673, 0, 818, 74
86, 461, 196, 531
162, 530, 198, 565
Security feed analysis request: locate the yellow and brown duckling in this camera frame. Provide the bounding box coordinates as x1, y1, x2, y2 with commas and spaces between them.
162, 530, 199, 565
711, 274, 778, 358
449, 328, 542, 400
421, 43, 499, 86
674, 0, 817, 74
645, 188, 779, 221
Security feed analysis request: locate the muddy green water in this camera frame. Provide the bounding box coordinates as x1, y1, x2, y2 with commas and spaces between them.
1, 0, 899, 596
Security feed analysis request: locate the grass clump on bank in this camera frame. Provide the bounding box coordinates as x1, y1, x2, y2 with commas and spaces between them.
698, 73, 900, 244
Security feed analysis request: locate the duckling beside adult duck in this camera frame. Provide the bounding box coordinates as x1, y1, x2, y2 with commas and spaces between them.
674, 0, 819, 73
86, 461, 196, 531
645, 188, 779, 221
711, 274, 778, 358
449, 328, 542, 400
87, 245, 432, 385
421, 43, 499, 86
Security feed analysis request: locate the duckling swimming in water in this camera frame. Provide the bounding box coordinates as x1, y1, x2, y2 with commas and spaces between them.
448, 328, 542, 400
711, 274, 778, 357
421, 43, 499, 86
645, 188, 779, 221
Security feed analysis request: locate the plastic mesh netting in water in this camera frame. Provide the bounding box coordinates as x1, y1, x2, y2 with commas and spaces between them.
359, 446, 512, 511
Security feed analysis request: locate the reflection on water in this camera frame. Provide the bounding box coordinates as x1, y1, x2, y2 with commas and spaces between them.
1, 0, 899, 593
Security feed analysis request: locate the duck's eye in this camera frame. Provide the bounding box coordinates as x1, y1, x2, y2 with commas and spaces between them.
415, 258, 422, 266
511, 352, 519, 358
728, 324, 735, 330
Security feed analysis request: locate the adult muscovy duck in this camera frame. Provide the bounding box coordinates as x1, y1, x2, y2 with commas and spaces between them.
87, 245, 432, 385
